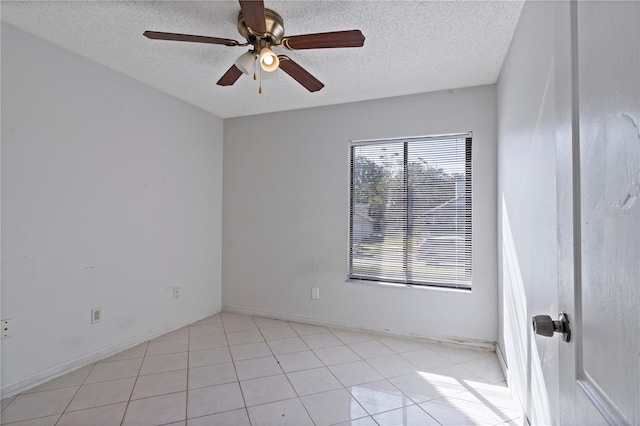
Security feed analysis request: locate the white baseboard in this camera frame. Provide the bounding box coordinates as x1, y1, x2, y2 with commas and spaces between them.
496, 343, 530, 426
223, 305, 496, 350
1, 305, 221, 398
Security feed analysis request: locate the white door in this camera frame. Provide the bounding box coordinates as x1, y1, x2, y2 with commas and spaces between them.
556, 1, 640, 424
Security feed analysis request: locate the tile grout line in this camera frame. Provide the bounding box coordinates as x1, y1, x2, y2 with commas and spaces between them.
29, 363, 150, 396
119, 341, 150, 426
221, 314, 252, 426
184, 323, 192, 425
326, 329, 411, 424
284, 323, 377, 424
186, 317, 231, 421
253, 316, 318, 426
320, 327, 376, 424
362, 334, 499, 424
358, 338, 445, 425
2, 412, 62, 426
331, 329, 447, 425
52, 361, 98, 426
13, 357, 152, 422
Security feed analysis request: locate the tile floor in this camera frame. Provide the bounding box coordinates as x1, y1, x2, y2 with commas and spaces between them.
1, 312, 522, 425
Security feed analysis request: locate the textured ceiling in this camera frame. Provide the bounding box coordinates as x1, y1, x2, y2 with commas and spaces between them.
1, 1, 523, 118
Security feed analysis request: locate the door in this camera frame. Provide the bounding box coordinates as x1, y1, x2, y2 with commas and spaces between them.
556, 1, 640, 424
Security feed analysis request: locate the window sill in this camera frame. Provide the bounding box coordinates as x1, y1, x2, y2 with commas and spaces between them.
346, 278, 472, 293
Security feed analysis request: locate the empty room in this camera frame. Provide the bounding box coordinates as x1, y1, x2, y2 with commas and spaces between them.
1, 1, 638, 425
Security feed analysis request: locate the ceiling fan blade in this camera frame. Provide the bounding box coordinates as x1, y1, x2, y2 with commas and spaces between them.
282, 30, 365, 50
144, 31, 241, 46
217, 65, 243, 86
239, 0, 267, 34
278, 56, 324, 92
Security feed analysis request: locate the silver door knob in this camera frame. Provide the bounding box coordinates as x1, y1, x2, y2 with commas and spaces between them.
532, 313, 571, 342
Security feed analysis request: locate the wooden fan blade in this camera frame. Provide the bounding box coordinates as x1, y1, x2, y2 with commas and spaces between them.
144, 31, 240, 46
278, 56, 324, 92
282, 30, 365, 50
217, 65, 243, 86
239, 0, 267, 33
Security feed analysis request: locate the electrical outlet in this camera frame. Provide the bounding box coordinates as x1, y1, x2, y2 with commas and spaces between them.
172, 287, 180, 299
91, 308, 102, 324
1, 319, 14, 338
311, 287, 320, 300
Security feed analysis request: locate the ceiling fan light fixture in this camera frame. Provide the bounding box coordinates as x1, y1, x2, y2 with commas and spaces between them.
259, 47, 279, 72
144, 1, 365, 92
234, 51, 255, 75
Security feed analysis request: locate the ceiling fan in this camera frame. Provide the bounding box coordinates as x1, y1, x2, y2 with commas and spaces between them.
143, 0, 365, 93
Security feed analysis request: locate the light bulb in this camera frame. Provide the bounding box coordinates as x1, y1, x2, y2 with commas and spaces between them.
259, 47, 279, 72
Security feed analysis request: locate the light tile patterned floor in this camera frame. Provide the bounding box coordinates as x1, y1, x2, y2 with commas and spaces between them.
1, 312, 522, 425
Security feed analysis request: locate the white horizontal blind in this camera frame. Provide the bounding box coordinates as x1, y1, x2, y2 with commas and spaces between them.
349, 134, 472, 289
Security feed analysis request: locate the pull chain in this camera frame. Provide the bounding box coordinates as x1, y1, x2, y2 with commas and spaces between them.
253, 56, 257, 80
259, 61, 263, 94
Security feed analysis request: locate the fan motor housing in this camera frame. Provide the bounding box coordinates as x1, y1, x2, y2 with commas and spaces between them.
237, 8, 285, 44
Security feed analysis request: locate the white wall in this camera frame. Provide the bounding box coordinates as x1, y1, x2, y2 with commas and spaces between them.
496, 1, 561, 423
1, 25, 223, 393
223, 85, 498, 344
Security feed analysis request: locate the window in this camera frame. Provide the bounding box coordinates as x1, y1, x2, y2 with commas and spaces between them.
349, 133, 472, 289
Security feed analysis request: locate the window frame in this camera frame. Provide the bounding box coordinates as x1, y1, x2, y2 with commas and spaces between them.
347, 132, 473, 290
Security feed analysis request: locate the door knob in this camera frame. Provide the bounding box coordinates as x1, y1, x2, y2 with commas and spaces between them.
532, 312, 571, 342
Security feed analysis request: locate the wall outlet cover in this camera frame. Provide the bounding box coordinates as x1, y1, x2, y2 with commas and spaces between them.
2, 319, 14, 338
91, 308, 102, 324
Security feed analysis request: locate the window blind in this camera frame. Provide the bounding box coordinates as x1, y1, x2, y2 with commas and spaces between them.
349, 134, 472, 289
